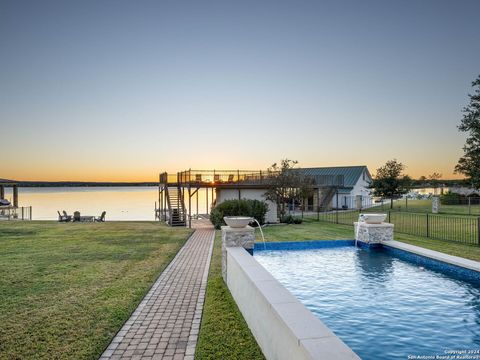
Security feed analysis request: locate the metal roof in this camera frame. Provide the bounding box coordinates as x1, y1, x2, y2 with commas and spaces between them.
296, 166, 370, 188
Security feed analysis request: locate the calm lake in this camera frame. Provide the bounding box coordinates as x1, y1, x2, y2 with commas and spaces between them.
3, 186, 210, 221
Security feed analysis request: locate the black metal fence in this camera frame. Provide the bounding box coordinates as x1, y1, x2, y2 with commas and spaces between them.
316, 210, 480, 245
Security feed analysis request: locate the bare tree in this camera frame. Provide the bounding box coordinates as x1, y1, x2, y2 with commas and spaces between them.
264, 159, 314, 219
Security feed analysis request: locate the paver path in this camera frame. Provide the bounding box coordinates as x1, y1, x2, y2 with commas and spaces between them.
100, 225, 214, 360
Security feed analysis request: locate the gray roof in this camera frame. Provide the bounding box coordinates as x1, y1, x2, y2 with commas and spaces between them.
297, 166, 371, 188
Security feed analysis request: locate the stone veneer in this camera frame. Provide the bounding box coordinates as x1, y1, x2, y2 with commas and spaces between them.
221, 225, 255, 281
354, 222, 394, 244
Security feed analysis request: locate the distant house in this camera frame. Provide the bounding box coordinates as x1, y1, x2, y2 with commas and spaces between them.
297, 166, 372, 210
215, 166, 373, 224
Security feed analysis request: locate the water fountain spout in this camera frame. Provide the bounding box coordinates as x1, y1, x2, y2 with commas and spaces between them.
355, 214, 365, 247
251, 218, 267, 250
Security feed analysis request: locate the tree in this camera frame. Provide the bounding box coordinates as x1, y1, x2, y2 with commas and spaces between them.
264, 159, 314, 219
428, 172, 442, 195
370, 159, 411, 208
455, 75, 480, 188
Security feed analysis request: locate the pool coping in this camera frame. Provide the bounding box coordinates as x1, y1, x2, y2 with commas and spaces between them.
383, 240, 480, 272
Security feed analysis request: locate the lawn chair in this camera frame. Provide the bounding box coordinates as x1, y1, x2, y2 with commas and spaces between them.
214, 174, 220, 183
95, 211, 106, 222
227, 174, 235, 182
62, 211, 72, 222
57, 211, 67, 222
73, 211, 81, 222
195, 174, 202, 182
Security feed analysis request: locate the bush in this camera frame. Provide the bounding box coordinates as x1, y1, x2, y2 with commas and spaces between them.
210, 199, 269, 230
280, 215, 303, 224
440, 191, 461, 205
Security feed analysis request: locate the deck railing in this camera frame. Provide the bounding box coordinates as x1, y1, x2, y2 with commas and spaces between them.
0, 206, 32, 220
159, 169, 344, 187
160, 169, 278, 186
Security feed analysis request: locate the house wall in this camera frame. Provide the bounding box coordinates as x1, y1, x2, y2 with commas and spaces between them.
351, 169, 372, 198
329, 170, 372, 209
216, 188, 278, 223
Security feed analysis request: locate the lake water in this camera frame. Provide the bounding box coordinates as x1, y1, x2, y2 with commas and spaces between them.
2, 186, 210, 221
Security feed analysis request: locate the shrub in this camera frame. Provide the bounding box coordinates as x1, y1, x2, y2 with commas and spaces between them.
440, 191, 461, 205
280, 215, 303, 224
210, 199, 269, 230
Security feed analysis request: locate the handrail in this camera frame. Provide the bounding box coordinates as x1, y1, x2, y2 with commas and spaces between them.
159, 169, 279, 186
160, 169, 342, 187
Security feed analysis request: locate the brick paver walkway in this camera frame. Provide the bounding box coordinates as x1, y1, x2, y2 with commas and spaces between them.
100, 225, 214, 360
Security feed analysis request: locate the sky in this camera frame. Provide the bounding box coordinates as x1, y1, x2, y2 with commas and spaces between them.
1, 0, 479, 182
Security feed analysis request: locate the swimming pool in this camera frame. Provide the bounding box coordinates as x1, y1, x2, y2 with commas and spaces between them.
254, 241, 480, 360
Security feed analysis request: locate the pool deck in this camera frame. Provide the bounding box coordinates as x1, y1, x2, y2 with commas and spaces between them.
100, 219, 214, 360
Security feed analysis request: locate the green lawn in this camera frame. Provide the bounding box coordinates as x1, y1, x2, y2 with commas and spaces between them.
369, 199, 480, 216
0, 221, 192, 360
195, 232, 265, 360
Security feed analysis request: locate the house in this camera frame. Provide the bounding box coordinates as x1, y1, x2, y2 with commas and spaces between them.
158, 167, 372, 227
297, 166, 372, 210
215, 166, 372, 224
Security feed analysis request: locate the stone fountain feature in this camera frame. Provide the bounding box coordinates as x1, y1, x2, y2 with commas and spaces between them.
221, 217, 256, 281
354, 213, 394, 245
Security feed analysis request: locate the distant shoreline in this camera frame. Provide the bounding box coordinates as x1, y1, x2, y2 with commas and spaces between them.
13, 182, 158, 187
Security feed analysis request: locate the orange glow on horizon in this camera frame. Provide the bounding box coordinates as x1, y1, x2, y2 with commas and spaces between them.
3, 159, 467, 182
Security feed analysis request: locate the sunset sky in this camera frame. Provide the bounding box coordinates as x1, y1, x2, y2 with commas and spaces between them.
1, 0, 479, 182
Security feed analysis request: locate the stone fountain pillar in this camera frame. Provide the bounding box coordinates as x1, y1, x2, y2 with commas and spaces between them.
354, 221, 394, 245
221, 225, 255, 281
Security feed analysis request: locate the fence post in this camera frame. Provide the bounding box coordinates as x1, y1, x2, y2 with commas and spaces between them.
426, 213, 429, 238
336, 208, 339, 224
388, 210, 391, 224
477, 217, 480, 245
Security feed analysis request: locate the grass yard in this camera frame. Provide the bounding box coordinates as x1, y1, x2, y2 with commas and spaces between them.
369, 199, 480, 216
0, 221, 192, 360
195, 232, 265, 360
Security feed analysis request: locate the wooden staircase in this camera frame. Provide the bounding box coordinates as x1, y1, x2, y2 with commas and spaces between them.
318, 187, 337, 211
165, 186, 187, 226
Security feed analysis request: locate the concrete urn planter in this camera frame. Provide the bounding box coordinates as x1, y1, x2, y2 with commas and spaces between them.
361, 213, 387, 224
223, 216, 252, 228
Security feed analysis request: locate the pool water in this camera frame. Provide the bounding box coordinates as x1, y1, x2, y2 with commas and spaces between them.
254, 245, 480, 360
